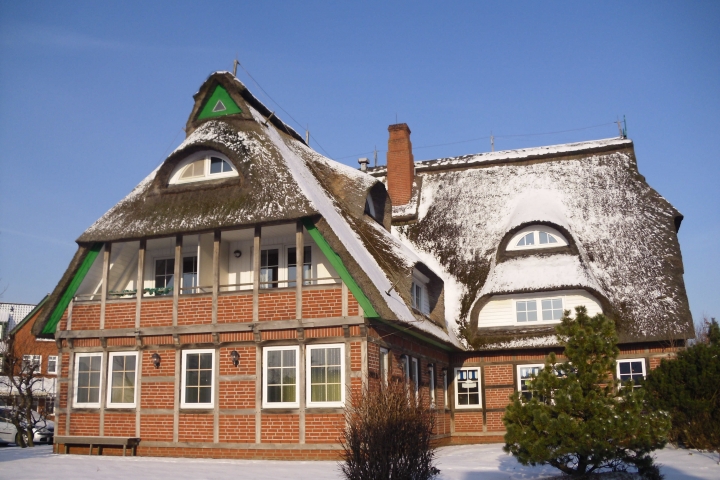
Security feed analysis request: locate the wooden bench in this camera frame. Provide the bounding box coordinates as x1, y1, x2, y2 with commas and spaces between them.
55, 436, 141, 456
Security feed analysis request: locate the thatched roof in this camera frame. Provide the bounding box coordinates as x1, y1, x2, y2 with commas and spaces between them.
33, 72, 460, 348
372, 138, 693, 347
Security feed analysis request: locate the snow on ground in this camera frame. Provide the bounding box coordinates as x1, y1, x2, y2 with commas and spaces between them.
1, 443, 717, 480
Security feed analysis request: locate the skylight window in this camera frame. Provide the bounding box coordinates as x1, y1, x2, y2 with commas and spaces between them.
169, 151, 238, 185
506, 226, 568, 251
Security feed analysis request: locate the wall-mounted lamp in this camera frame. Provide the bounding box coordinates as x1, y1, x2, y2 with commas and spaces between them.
230, 350, 240, 367
399, 354, 408, 367
427, 363, 435, 375
233, 250, 242, 258
441, 367, 448, 377
151, 353, 161, 369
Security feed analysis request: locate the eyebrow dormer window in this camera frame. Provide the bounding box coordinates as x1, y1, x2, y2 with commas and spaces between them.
169, 151, 238, 185
507, 226, 568, 251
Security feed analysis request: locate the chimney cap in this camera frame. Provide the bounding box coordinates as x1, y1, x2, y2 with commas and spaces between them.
358, 157, 370, 172
388, 123, 411, 134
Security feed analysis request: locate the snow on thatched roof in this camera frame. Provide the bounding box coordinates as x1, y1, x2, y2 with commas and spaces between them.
393, 138, 693, 346
35, 72, 461, 347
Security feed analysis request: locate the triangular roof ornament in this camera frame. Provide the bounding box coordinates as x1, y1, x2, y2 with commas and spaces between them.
197, 84, 242, 120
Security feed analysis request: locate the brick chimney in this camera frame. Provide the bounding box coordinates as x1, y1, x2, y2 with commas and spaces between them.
386, 123, 415, 206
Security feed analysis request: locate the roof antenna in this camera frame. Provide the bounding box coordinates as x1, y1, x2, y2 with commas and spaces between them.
373, 146, 378, 167
233, 57, 239, 77
395, 113, 398, 124
491, 131, 494, 152
616, 117, 623, 138
305, 125, 310, 145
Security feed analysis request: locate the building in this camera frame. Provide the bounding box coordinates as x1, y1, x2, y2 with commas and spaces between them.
1, 298, 58, 416
1, 303, 37, 339
30, 72, 693, 458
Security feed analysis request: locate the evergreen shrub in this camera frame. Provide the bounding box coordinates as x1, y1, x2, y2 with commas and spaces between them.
503, 307, 669, 477
644, 319, 720, 452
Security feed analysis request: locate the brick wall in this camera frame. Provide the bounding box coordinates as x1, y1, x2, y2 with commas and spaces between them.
70, 413, 100, 436
104, 302, 135, 329
486, 411, 505, 432
141, 383, 175, 410
72, 304, 101, 330
219, 415, 255, 443
305, 414, 343, 443
348, 291, 360, 316
104, 412, 135, 436
219, 381, 255, 409
140, 414, 174, 441
302, 288, 343, 319
261, 415, 299, 443
217, 294, 253, 323
258, 291, 295, 321
139, 298, 173, 327
178, 414, 213, 442
454, 412, 484, 433
177, 296, 212, 325
485, 388, 514, 409
484, 364, 513, 386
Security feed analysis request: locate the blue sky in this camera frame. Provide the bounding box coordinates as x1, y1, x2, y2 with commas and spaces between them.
1, 1, 718, 323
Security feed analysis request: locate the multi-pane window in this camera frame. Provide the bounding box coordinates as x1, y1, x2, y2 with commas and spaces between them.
260, 248, 279, 289
508, 227, 568, 251
617, 359, 645, 388
307, 344, 344, 407
22, 355, 42, 373
379, 348, 389, 387
517, 364, 544, 400
209, 156, 233, 174
455, 367, 481, 408
74, 353, 102, 407
155, 258, 175, 293
541, 298, 563, 321
405, 357, 419, 398
516, 300, 538, 322
287, 246, 312, 287
47, 355, 58, 375
182, 256, 198, 294
263, 346, 299, 408
107, 353, 137, 407
181, 350, 215, 408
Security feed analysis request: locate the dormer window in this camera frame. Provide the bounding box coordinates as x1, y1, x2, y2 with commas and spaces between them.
169, 151, 238, 185
411, 270, 430, 314
507, 226, 568, 251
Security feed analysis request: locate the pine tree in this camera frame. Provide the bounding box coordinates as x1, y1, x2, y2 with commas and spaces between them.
503, 307, 670, 477
644, 319, 720, 452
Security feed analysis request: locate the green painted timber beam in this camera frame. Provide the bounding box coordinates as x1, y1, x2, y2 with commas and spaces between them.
301, 217, 378, 318
42, 243, 103, 335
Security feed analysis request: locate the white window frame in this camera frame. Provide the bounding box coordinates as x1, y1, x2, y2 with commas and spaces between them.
429, 364, 436, 408
515, 297, 563, 323
616, 358, 646, 388
47, 355, 58, 375
411, 270, 430, 314
410, 357, 419, 397
443, 370, 448, 409
22, 355, 42, 373
379, 348, 389, 387
169, 150, 238, 185
180, 349, 216, 409
506, 225, 568, 251
306, 343, 345, 408
263, 345, 300, 409
106, 352, 139, 408
73, 353, 103, 408
454, 367, 482, 409
517, 364, 544, 399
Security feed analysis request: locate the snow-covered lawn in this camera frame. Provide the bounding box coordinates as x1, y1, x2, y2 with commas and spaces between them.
0, 443, 717, 480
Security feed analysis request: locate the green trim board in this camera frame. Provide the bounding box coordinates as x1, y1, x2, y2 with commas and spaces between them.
197, 85, 243, 120
41, 243, 103, 335
301, 217, 379, 318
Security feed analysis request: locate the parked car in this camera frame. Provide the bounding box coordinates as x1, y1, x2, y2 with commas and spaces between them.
0, 408, 53, 445
0, 408, 20, 445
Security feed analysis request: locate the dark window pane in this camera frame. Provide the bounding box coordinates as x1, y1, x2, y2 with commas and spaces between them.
199, 387, 211, 403
186, 387, 198, 403
267, 385, 281, 402
199, 370, 212, 386
619, 363, 630, 375
187, 353, 199, 370
210, 157, 222, 174
200, 353, 212, 369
